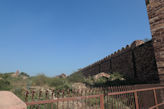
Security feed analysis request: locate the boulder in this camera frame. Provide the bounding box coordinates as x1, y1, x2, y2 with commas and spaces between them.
94, 72, 110, 80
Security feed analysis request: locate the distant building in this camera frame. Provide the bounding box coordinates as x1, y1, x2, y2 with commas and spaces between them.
11, 70, 20, 77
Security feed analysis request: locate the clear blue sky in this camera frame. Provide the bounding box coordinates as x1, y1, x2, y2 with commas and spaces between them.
0, 0, 151, 76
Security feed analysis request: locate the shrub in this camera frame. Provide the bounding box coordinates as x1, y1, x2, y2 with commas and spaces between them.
49, 77, 72, 90
31, 74, 49, 86
0, 79, 12, 90
84, 76, 94, 86
84, 72, 127, 87
108, 72, 125, 81
67, 72, 85, 83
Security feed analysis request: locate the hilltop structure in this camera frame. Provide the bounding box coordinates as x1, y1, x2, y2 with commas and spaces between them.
11, 70, 20, 77
78, 0, 164, 83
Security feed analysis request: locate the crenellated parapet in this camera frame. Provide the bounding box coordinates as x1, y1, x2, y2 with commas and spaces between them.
81, 39, 158, 83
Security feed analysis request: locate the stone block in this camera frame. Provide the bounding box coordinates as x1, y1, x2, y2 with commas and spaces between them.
0, 91, 27, 109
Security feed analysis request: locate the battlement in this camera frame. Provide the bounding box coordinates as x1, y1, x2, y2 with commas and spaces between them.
81, 40, 146, 73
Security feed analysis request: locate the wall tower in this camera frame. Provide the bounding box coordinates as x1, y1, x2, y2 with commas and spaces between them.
145, 0, 164, 82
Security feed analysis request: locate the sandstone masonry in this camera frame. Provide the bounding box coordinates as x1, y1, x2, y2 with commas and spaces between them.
146, 0, 164, 83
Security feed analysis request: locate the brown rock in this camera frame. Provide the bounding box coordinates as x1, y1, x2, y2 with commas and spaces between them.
94, 72, 110, 80
56, 73, 67, 78
131, 40, 145, 49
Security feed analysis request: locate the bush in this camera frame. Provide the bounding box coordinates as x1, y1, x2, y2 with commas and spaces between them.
0, 79, 12, 90
84, 72, 128, 87
49, 78, 72, 90
84, 76, 94, 86
49, 78, 65, 87
108, 72, 124, 81
31, 74, 49, 86
67, 72, 85, 83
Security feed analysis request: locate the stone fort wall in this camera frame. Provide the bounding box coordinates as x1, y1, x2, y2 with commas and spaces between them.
79, 40, 159, 83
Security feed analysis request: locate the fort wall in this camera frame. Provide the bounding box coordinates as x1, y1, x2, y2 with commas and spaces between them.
80, 40, 159, 83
